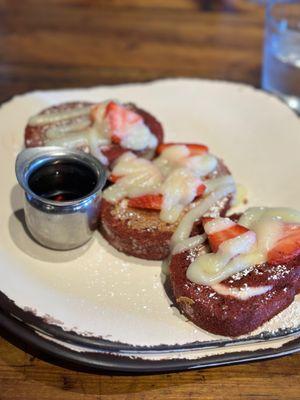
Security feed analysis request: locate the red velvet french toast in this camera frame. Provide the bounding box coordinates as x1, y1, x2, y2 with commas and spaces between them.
25, 101, 164, 167
100, 143, 236, 260
169, 207, 300, 337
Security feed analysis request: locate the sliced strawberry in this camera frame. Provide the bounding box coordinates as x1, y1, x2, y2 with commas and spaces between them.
127, 183, 205, 211
105, 101, 142, 142
202, 217, 214, 225
111, 134, 121, 145
156, 143, 209, 156
104, 101, 117, 117
128, 194, 163, 210
186, 144, 209, 156
196, 183, 206, 198
203, 218, 249, 253
108, 174, 121, 183
268, 225, 300, 265
101, 145, 128, 165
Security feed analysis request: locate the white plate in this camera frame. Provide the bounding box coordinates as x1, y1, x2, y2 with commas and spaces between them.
1, 79, 300, 359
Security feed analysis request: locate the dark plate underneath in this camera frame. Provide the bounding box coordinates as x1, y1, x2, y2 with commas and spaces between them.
0, 310, 300, 373
1, 289, 300, 354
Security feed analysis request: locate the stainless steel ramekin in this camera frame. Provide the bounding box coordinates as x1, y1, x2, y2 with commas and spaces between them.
15, 147, 107, 250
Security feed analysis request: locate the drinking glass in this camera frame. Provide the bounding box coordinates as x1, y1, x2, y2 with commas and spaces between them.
262, 0, 300, 113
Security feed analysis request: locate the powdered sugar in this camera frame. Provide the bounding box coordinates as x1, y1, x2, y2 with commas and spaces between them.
267, 264, 290, 281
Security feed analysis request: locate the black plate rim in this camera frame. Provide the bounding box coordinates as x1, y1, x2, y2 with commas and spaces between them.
1, 289, 300, 354
2, 289, 300, 354
1, 308, 300, 373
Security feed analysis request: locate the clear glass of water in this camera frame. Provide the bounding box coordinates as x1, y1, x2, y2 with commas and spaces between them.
262, 0, 300, 113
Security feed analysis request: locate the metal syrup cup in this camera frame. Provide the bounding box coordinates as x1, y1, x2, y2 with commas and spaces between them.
15, 147, 107, 250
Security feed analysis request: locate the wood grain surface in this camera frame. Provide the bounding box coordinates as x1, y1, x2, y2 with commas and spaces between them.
0, 0, 264, 103
1, 0, 299, 399
1, 336, 300, 400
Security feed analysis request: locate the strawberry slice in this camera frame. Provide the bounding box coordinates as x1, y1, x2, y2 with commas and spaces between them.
127, 183, 206, 211
202, 217, 214, 225
268, 225, 300, 265
202, 218, 249, 253
101, 145, 128, 165
104, 101, 117, 117
196, 183, 206, 198
156, 143, 209, 156
105, 101, 142, 142
126, 182, 206, 210
111, 134, 121, 145
128, 194, 163, 210
108, 174, 121, 183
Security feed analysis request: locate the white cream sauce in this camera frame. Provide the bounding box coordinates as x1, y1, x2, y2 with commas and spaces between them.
187, 231, 257, 285
156, 147, 221, 223
45, 116, 91, 139
28, 105, 92, 126
103, 144, 230, 224
184, 154, 218, 177
30, 100, 158, 158
231, 183, 248, 208
103, 152, 163, 203
171, 234, 207, 255
211, 283, 272, 300
239, 207, 300, 227
120, 121, 158, 151
154, 145, 217, 179
204, 217, 235, 234
171, 183, 236, 244
204, 175, 235, 194
44, 132, 89, 150
160, 168, 203, 223
186, 207, 300, 289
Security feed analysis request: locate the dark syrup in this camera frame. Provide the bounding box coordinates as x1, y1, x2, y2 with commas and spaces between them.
28, 160, 97, 202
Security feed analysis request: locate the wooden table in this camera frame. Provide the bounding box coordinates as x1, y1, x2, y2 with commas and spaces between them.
1, 1, 299, 399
